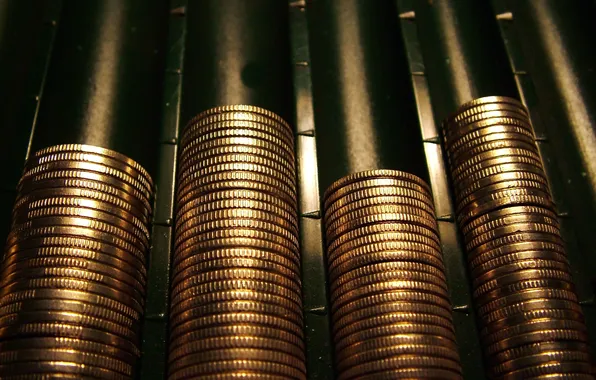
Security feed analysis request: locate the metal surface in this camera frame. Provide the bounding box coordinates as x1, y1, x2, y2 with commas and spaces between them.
29, 0, 169, 176
307, 0, 428, 192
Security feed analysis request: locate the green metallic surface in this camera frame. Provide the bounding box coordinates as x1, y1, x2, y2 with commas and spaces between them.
30, 0, 169, 176
181, 0, 293, 124
307, 0, 428, 193
0, 0, 595, 378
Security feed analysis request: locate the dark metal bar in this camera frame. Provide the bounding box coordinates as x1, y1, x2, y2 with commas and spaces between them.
181, 0, 293, 124
30, 0, 169, 177
307, 0, 428, 193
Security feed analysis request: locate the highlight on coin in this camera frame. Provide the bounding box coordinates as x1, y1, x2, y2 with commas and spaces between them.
0, 144, 154, 379
168, 105, 306, 379
322, 169, 463, 380
442, 96, 592, 378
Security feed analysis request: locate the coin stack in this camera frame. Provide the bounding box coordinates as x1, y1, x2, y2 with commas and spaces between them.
0, 144, 153, 379
169, 105, 305, 379
322, 170, 463, 380
443, 96, 592, 378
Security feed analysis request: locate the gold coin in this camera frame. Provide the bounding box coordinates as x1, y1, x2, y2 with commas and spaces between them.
473, 259, 570, 290
179, 152, 295, 185
0, 277, 144, 315
176, 172, 297, 208
172, 237, 298, 268
334, 310, 455, 344
15, 181, 151, 223
451, 146, 541, 177
186, 105, 292, 130
175, 210, 298, 245
482, 318, 587, 348
333, 301, 454, 336
170, 268, 301, 301
0, 348, 132, 375
472, 250, 569, 280
337, 342, 460, 373
446, 104, 528, 126
331, 261, 446, 291
452, 154, 544, 184
463, 205, 558, 235
182, 116, 293, 145
177, 162, 296, 196
324, 193, 435, 223
179, 135, 295, 168
176, 204, 298, 237
492, 350, 591, 378
449, 138, 539, 167
169, 340, 304, 367
481, 298, 583, 327
12, 205, 150, 248
339, 354, 462, 380
9, 216, 147, 254
0, 298, 136, 330
328, 247, 445, 282
342, 368, 462, 380
168, 358, 305, 380
175, 189, 297, 223
169, 323, 304, 353
323, 172, 430, 208
330, 266, 448, 299
446, 126, 535, 158
477, 285, 578, 319
453, 162, 548, 194
169, 280, 302, 312
3, 237, 147, 276
466, 220, 560, 253
328, 224, 441, 256
490, 341, 589, 367
172, 247, 300, 279
22, 161, 151, 201
0, 322, 139, 356
179, 128, 294, 161
332, 280, 450, 313
325, 204, 437, 239
174, 229, 299, 262
30, 144, 152, 186
169, 299, 303, 334
27, 151, 151, 191
0, 336, 136, 364
445, 115, 533, 147
0, 310, 137, 342
446, 96, 525, 114
0, 256, 145, 297
170, 310, 303, 344
0, 361, 129, 380
469, 232, 564, 260
473, 268, 574, 300
171, 256, 300, 289
0, 288, 140, 322
332, 292, 453, 324
484, 329, 589, 358
13, 194, 150, 239
454, 171, 549, 204
177, 154, 296, 186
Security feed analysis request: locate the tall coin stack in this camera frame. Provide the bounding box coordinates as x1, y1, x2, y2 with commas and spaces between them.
0, 144, 153, 379
322, 170, 463, 380
169, 105, 306, 379
443, 96, 592, 378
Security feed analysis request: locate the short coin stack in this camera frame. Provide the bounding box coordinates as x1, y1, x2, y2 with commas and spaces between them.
169, 105, 305, 379
443, 96, 592, 378
0, 144, 153, 379
322, 170, 463, 380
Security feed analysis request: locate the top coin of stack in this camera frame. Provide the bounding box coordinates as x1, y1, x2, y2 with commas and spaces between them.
442, 97, 592, 378
169, 105, 306, 379
322, 170, 463, 380
0, 144, 153, 379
